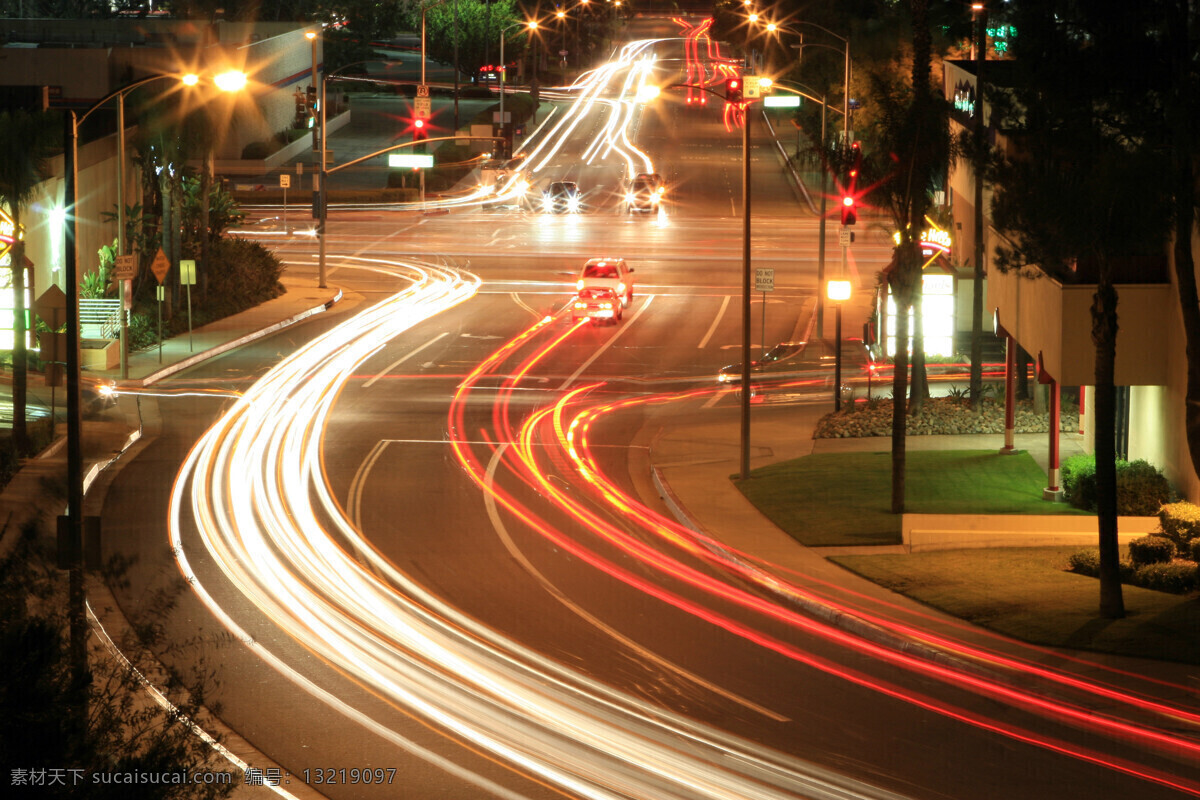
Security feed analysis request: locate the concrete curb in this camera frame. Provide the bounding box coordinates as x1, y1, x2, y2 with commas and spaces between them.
134, 290, 344, 388
649, 464, 1026, 690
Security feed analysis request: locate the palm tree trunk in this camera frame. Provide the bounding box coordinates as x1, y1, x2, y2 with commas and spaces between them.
1092, 273, 1125, 619
891, 268, 915, 515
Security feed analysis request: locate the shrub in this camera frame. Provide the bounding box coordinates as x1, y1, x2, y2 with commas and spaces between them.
1061, 454, 1097, 510
240, 140, 277, 160
1128, 535, 1175, 566
1066, 549, 1099, 576
1061, 455, 1171, 515
1133, 561, 1199, 594
203, 237, 284, 318
1191, 539, 1200, 563
1116, 459, 1171, 516
1158, 502, 1200, 551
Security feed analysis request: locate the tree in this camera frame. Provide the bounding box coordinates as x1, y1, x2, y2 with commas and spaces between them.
848, 0, 953, 513
0, 524, 235, 799
0, 108, 58, 456
987, 2, 1175, 619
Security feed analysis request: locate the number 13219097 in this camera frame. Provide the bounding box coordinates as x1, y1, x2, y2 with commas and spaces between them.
304, 768, 396, 785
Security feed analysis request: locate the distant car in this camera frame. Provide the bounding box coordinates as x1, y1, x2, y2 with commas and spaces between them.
626, 172, 665, 212
718, 338, 875, 394
576, 257, 634, 307
571, 287, 624, 324
543, 180, 581, 214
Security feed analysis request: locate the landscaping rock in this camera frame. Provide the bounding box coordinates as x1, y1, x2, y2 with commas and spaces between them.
814, 396, 1080, 439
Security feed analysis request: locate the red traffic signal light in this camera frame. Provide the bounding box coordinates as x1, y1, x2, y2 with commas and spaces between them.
725, 77, 743, 104
840, 194, 857, 226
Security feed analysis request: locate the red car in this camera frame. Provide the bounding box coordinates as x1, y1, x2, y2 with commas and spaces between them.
571, 287, 624, 325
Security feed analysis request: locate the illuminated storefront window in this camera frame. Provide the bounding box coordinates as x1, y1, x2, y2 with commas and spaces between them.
0, 206, 32, 351
885, 221, 957, 357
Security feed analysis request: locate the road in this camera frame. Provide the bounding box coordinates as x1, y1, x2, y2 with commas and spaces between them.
99, 16, 1200, 800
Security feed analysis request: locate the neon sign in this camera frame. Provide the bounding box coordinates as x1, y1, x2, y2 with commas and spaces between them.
892, 220, 952, 254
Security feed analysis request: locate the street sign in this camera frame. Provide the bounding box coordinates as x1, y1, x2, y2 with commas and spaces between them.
415, 95, 432, 119
493, 111, 512, 124
150, 247, 170, 284
180, 259, 197, 286
388, 153, 435, 169
755, 267, 775, 292
417, 84, 430, 98
113, 254, 135, 281
34, 285, 67, 326
839, 229, 853, 247
280, 174, 291, 189
764, 95, 801, 108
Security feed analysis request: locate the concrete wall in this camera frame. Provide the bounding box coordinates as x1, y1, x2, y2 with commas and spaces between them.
989, 267, 1172, 387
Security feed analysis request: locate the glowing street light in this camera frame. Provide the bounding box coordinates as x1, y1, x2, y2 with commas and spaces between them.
61, 66, 246, 732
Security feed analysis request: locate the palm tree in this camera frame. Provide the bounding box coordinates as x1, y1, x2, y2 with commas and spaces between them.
0, 109, 58, 454
856, 0, 953, 513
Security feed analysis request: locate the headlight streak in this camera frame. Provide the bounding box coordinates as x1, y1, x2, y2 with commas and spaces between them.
172, 262, 907, 800
556, 385, 1200, 728
546, 394, 1200, 778
446, 323, 1200, 797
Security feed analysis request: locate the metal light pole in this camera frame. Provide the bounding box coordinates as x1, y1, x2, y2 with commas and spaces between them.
764, 20, 851, 338
500, 21, 538, 145
61, 67, 243, 746
318, 74, 328, 288
740, 104, 752, 480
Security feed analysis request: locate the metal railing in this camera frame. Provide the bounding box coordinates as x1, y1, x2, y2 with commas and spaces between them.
79, 298, 123, 340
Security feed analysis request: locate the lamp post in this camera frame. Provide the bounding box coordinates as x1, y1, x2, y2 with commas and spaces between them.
305, 30, 319, 155
827, 279, 852, 410
500, 20, 538, 135
763, 20, 851, 340
61, 67, 244, 740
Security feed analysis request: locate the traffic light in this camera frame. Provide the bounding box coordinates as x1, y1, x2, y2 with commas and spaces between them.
848, 140, 862, 191
841, 141, 861, 225
840, 193, 857, 226
725, 77, 743, 104
413, 117, 428, 153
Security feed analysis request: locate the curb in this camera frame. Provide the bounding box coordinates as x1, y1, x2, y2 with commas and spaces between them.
649, 464, 1015, 686
126, 290, 343, 388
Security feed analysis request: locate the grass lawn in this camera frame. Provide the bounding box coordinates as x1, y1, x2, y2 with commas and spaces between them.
831, 547, 1200, 664
734, 450, 1089, 547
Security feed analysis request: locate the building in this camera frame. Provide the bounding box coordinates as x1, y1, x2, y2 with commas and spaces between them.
943, 58, 1199, 502
0, 18, 321, 320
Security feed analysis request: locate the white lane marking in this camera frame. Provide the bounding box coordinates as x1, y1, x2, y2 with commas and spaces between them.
362, 332, 449, 387
348, 439, 391, 527
698, 295, 730, 350
560, 296, 654, 389
483, 442, 789, 722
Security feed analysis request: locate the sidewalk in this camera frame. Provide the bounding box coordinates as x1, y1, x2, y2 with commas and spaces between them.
645, 405, 1200, 711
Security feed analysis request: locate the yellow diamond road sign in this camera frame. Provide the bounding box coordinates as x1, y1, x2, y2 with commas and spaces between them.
150, 248, 170, 284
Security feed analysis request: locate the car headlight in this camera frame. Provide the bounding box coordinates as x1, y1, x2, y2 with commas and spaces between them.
617, 282, 626, 295
543, 196, 554, 210
576, 279, 585, 291
567, 196, 581, 211
625, 192, 636, 203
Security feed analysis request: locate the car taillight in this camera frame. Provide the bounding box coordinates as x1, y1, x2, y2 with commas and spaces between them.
574, 302, 586, 309
601, 302, 612, 309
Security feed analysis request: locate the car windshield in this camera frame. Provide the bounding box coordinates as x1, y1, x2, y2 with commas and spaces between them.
584, 264, 619, 278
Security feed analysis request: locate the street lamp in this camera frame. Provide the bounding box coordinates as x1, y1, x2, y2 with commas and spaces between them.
758, 18, 851, 341
306, 31, 319, 153
500, 20, 539, 134
827, 279, 852, 410
61, 66, 245, 738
